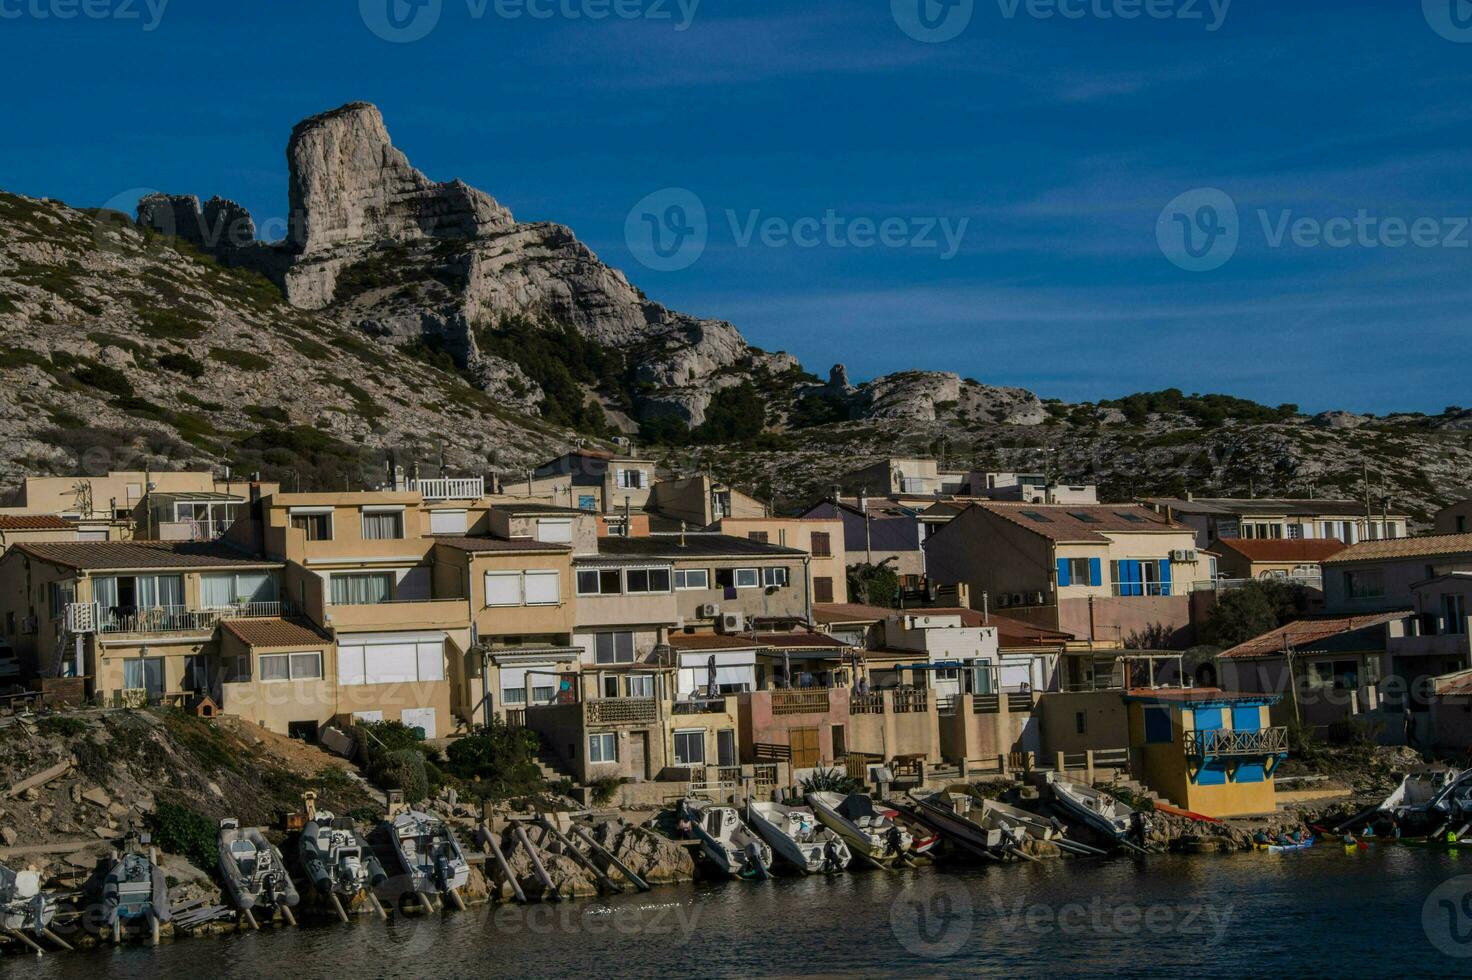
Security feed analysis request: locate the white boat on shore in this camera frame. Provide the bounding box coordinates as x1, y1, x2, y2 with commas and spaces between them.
387, 811, 470, 898
806, 792, 913, 868
1044, 774, 1150, 854
746, 801, 851, 874
0, 862, 56, 938
681, 799, 772, 879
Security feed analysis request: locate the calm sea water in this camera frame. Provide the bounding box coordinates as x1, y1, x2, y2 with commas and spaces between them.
19, 846, 1472, 978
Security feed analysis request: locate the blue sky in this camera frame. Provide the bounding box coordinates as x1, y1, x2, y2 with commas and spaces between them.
2, 0, 1468, 414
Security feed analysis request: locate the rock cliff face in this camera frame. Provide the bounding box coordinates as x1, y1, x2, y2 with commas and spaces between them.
138, 102, 796, 428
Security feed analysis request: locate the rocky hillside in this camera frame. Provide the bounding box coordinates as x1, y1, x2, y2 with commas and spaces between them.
1, 101, 1469, 521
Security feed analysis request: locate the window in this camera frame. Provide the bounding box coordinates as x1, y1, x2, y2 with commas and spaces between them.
331, 572, 393, 605
595, 631, 635, 664
618, 469, 647, 490
577, 569, 624, 596
1110, 560, 1171, 597
337, 639, 445, 686
588, 733, 617, 764
1143, 706, 1173, 744
1115, 512, 1146, 524
257, 651, 323, 682
578, 495, 598, 512
502, 685, 527, 705
626, 568, 672, 594
1444, 594, 1468, 635
1068, 512, 1102, 524
718, 729, 737, 767
1459, 516, 1468, 534
290, 512, 332, 541
200, 571, 275, 608
1287, 523, 1304, 540
762, 567, 789, 588
810, 532, 832, 558
1075, 711, 1087, 735
603, 675, 620, 698
675, 568, 710, 591
1020, 511, 1053, 523
429, 510, 467, 535
1344, 569, 1385, 600
531, 681, 555, 702
627, 674, 655, 698
484, 572, 523, 606
537, 519, 573, 544
733, 568, 760, 589
900, 477, 926, 494
123, 657, 164, 695
361, 510, 404, 540
1063, 558, 1090, 585
673, 730, 706, 766
92, 574, 182, 611
814, 576, 834, 604
523, 571, 561, 606
748, 531, 769, 544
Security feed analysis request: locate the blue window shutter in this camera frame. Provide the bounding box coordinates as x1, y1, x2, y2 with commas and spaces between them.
1056, 558, 1071, 588
1231, 704, 1260, 731
1160, 558, 1173, 595
1124, 560, 1140, 596
1089, 558, 1103, 588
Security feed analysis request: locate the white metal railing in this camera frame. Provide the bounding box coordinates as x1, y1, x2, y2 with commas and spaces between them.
411, 477, 485, 501
73, 601, 287, 634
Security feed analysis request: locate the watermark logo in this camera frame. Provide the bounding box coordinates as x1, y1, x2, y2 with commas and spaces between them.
891, 878, 973, 958
1425, 875, 1472, 957
625, 187, 708, 272
360, 0, 443, 42
893, 0, 1229, 42
0, 0, 170, 31
1157, 187, 1239, 272
1424, 0, 1472, 43
892, 0, 974, 43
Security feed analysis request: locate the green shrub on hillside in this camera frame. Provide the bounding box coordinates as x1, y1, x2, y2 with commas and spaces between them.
157, 352, 205, 378
209, 347, 271, 371
148, 800, 218, 871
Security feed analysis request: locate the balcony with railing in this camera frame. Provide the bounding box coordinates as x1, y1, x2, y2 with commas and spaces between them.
770, 689, 833, 716
849, 691, 885, 715
71, 601, 290, 636
1184, 726, 1289, 758
585, 697, 660, 726
672, 696, 733, 716
410, 477, 485, 501
1192, 575, 1323, 594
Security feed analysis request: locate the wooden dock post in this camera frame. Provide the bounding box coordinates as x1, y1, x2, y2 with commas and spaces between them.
147, 909, 160, 946
539, 815, 620, 895
570, 826, 650, 892
281, 903, 297, 927
368, 892, 388, 920
416, 891, 437, 913
512, 825, 560, 901
478, 822, 526, 903
242, 908, 259, 932
329, 892, 349, 924
446, 887, 466, 912
6, 928, 44, 956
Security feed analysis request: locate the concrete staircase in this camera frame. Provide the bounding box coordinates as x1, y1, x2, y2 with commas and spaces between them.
533, 744, 578, 785
1107, 776, 1164, 805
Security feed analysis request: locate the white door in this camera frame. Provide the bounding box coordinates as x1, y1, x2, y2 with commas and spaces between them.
401, 707, 437, 739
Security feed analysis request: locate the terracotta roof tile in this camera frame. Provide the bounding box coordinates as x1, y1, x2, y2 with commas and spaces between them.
973, 502, 1185, 543
0, 515, 74, 531
13, 541, 277, 571
1324, 532, 1472, 565
431, 536, 570, 554
220, 617, 334, 649
1214, 538, 1347, 562
1219, 610, 1411, 660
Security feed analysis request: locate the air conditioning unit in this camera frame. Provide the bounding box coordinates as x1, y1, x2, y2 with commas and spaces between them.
719, 613, 746, 634
996, 594, 1011, 608
1171, 549, 1198, 563
698, 603, 719, 618
1029, 592, 1046, 606
1011, 593, 1026, 607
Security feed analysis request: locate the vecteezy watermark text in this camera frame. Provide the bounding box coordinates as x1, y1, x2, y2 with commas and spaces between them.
624, 187, 968, 271
0, 0, 168, 30
892, 0, 1228, 43
1157, 187, 1470, 272
360, 0, 697, 43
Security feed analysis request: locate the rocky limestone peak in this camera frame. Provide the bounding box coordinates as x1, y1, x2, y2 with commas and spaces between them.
828, 363, 851, 390
285, 101, 513, 255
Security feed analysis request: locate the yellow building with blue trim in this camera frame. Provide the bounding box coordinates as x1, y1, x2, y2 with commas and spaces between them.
1125, 689, 1288, 818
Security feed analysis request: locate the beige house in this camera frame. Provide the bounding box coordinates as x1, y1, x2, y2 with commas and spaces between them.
1144, 496, 1409, 549
646, 475, 768, 528
0, 469, 277, 542
0, 541, 284, 701
1435, 498, 1472, 535
1212, 538, 1346, 584
714, 516, 848, 605
0, 515, 79, 550
526, 450, 659, 514
923, 503, 1206, 646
